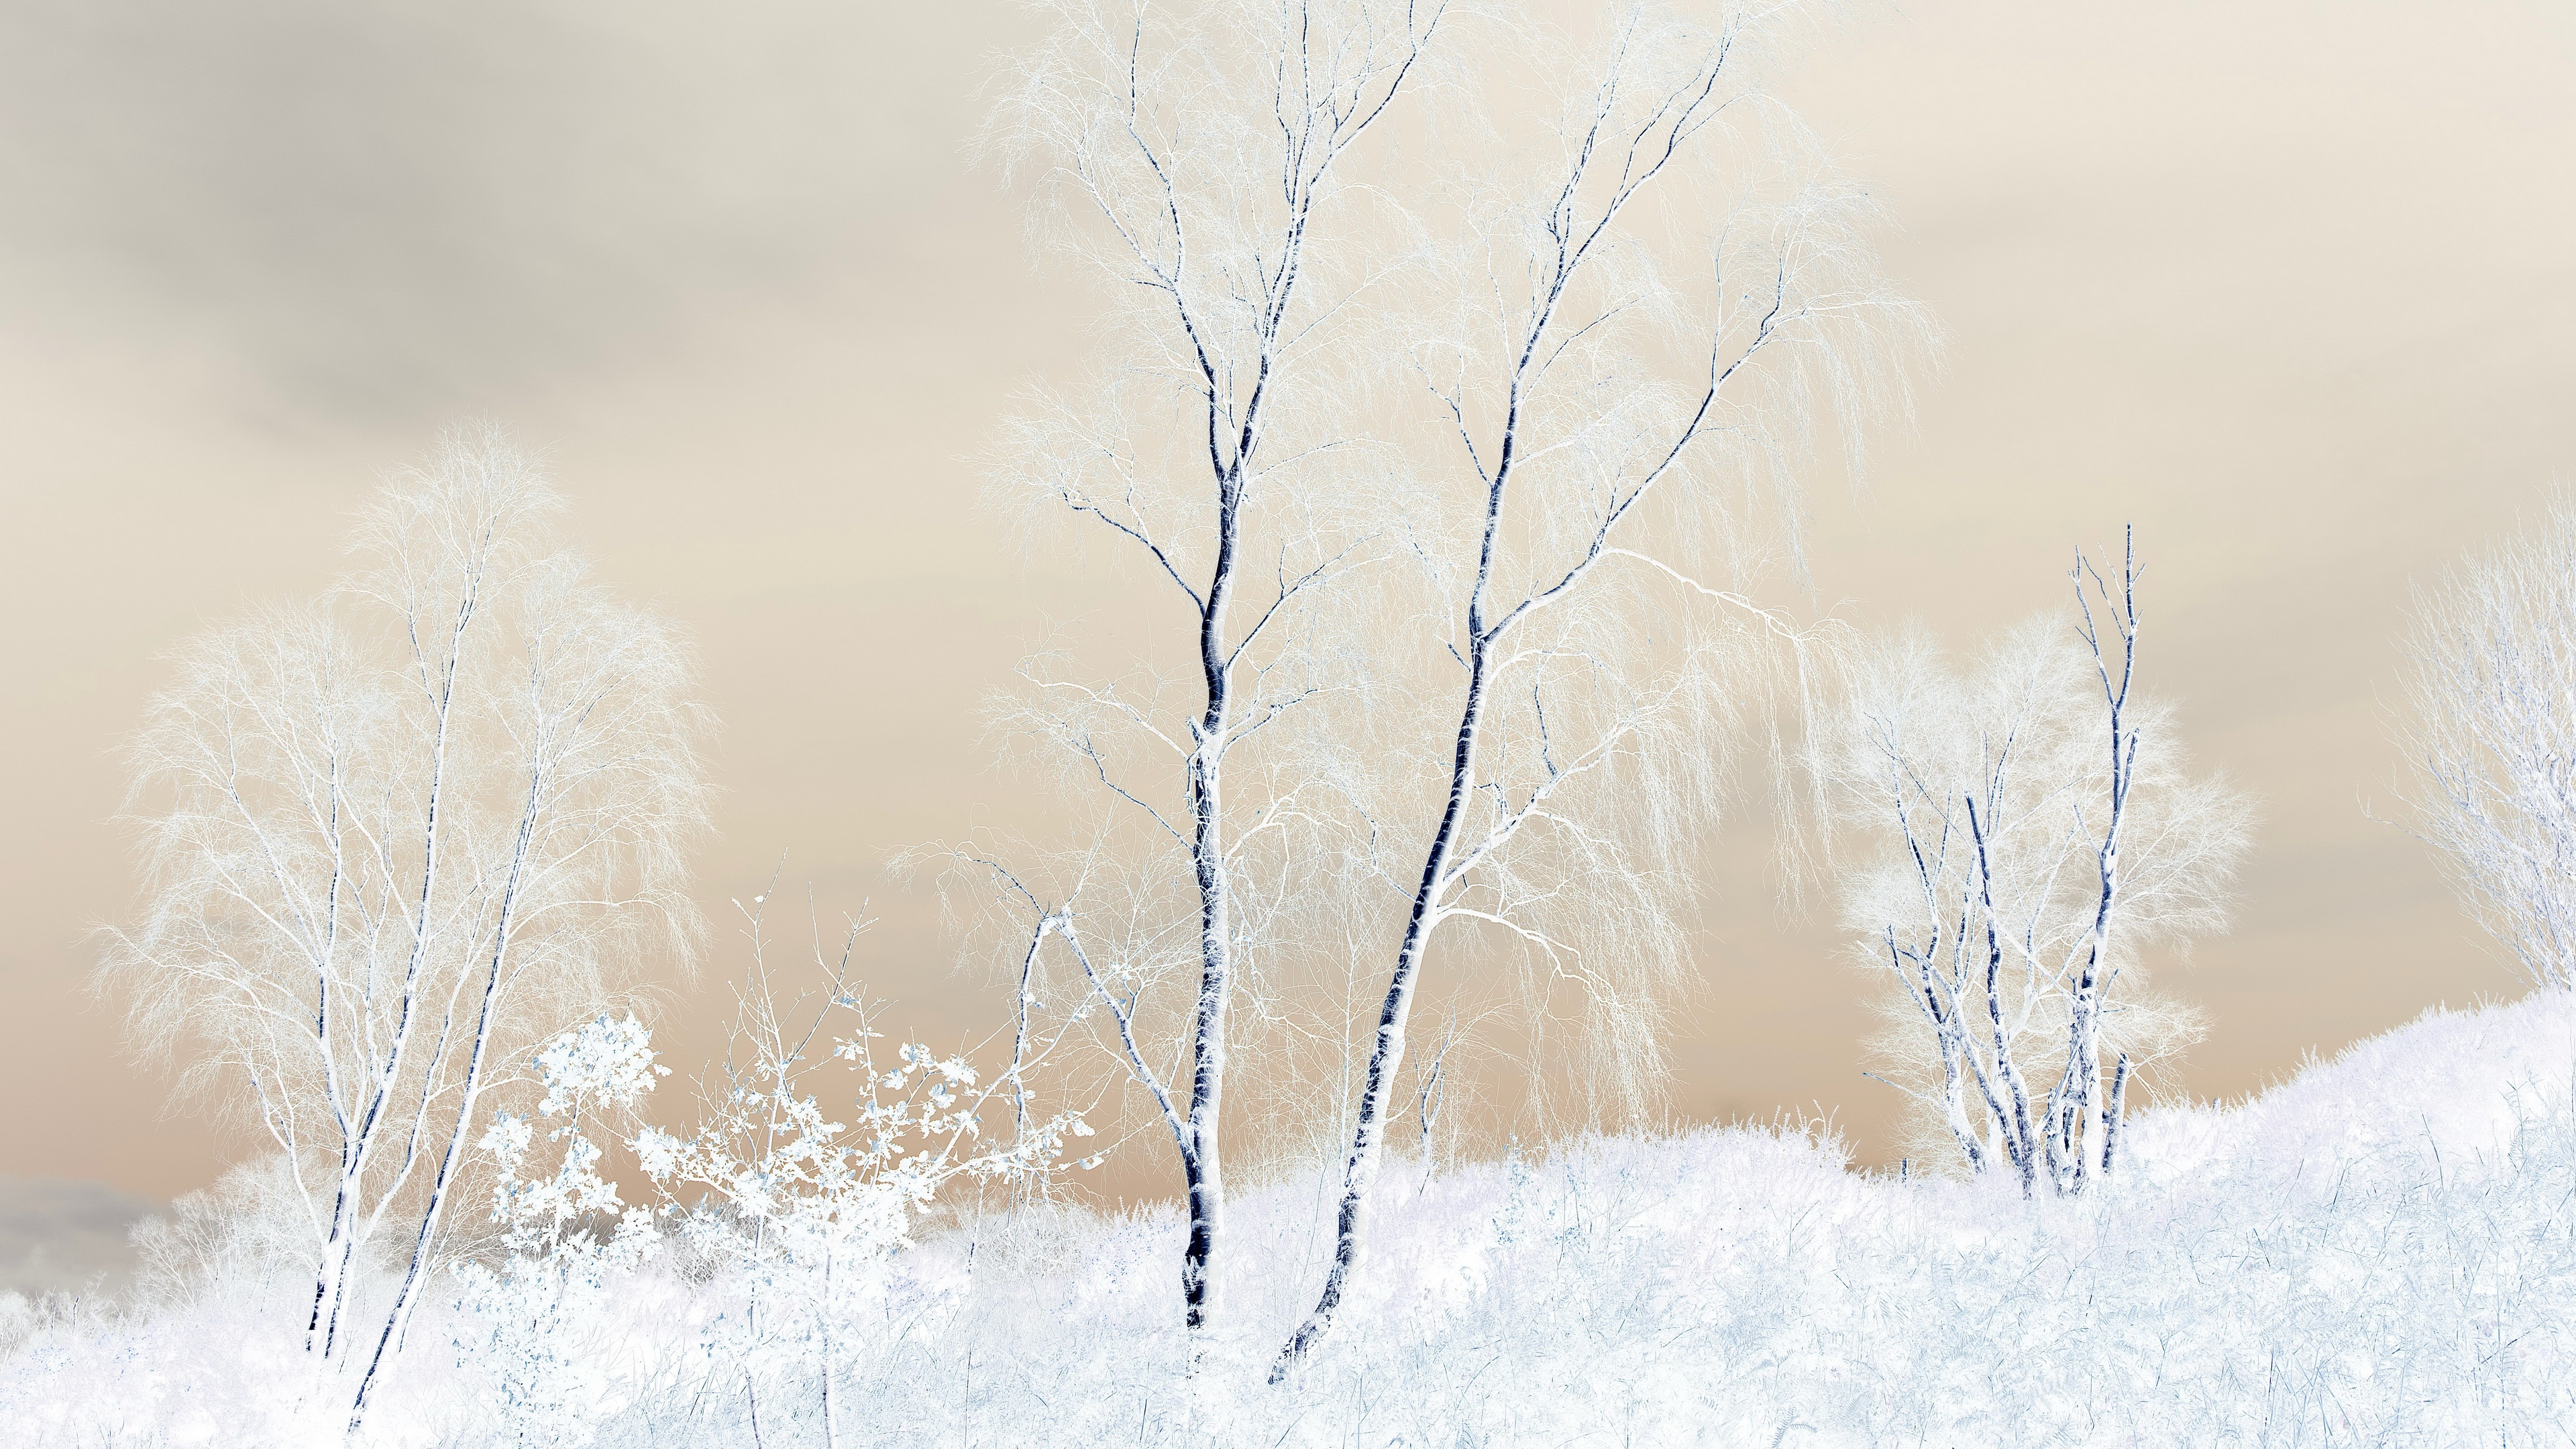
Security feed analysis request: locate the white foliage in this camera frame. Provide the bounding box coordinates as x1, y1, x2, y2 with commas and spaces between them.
2398, 495, 2576, 991
480, 908, 1086, 1449
455, 1013, 666, 1449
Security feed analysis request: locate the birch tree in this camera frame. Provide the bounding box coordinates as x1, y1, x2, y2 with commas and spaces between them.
981, 0, 1446, 1340
1277, 0, 1923, 1368
2398, 496, 2576, 994
1830, 535, 2250, 1192
106, 428, 710, 1428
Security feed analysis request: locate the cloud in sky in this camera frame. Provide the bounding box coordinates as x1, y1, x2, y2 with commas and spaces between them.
0, 1177, 161, 1295
0, 0, 943, 421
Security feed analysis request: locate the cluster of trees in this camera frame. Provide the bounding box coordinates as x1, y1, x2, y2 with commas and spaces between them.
961, 0, 1917, 1377
98, 0, 2576, 1430
106, 438, 1096, 1434
1825, 535, 2251, 1195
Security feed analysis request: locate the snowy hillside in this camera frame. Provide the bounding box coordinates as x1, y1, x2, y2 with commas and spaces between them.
8, 989, 2574, 1447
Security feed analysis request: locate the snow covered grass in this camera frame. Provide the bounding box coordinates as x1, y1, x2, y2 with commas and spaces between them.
10, 991, 2576, 1447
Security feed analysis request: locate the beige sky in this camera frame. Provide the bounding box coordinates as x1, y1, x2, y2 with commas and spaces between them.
2, 0, 2571, 1239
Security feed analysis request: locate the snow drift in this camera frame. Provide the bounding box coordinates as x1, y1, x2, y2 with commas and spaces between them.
7, 989, 2574, 1446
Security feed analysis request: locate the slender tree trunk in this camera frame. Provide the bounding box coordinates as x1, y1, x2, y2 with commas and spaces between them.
315, 618, 470, 1360
309, 1195, 367, 1358
2100, 1051, 2131, 1177
2052, 944, 2106, 1193
1931, 1005, 1982, 1175
1273, 673, 1489, 1373
1966, 797, 2039, 1197
2055, 532, 2137, 1194
1276, 621, 1497, 1377
1181, 474, 1240, 1335
820, 1244, 839, 1449
2053, 879, 2116, 1193
348, 765, 539, 1429
305, 774, 358, 1358
2053, 789, 2123, 1193
1986, 948, 2038, 1197
347, 941, 506, 1429
1279, 289, 1544, 1373
744, 1216, 769, 1449
349, 953, 500, 1427
307, 1166, 358, 1356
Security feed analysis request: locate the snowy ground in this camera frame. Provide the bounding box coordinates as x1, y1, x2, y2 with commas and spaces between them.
8, 990, 2575, 1447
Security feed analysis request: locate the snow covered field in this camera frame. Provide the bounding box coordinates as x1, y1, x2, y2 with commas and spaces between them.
6, 989, 2573, 1448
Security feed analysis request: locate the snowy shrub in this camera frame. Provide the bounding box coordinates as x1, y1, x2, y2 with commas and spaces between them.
451, 1014, 666, 1449
628, 938, 1086, 1449
0, 1294, 32, 1363
427, 906, 1092, 1449
128, 1155, 327, 1311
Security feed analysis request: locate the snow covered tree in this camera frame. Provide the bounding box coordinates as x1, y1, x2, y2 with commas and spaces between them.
2398, 496, 2576, 994
978, 0, 1446, 1342
105, 427, 710, 1426
1829, 533, 2250, 1193
1276, 1, 1921, 1368
984, 0, 1919, 1364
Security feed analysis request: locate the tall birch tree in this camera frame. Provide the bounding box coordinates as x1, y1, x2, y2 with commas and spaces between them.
983, 0, 1446, 1340
1277, 1, 1923, 1369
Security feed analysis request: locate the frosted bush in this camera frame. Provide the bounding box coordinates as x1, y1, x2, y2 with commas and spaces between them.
452, 1014, 667, 1449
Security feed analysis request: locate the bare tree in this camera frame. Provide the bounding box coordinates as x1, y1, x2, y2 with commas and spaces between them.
2398, 496, 2576, 994
1829, 533, 2250, 1193
982, 0, 1447, 1340
1277, 0, 1923, 1369
106, 427, 710, 1427
985, 1, 1921, 1366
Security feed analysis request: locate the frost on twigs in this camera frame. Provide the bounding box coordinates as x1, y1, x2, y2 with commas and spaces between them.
455, 899, 1095, 1449
454, 1014, 666, 1449
634, 901, 1091, 1265
479, 1012, 666, 1239
2399, 495, 2576, 993
637, 1020, 1085, 1261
